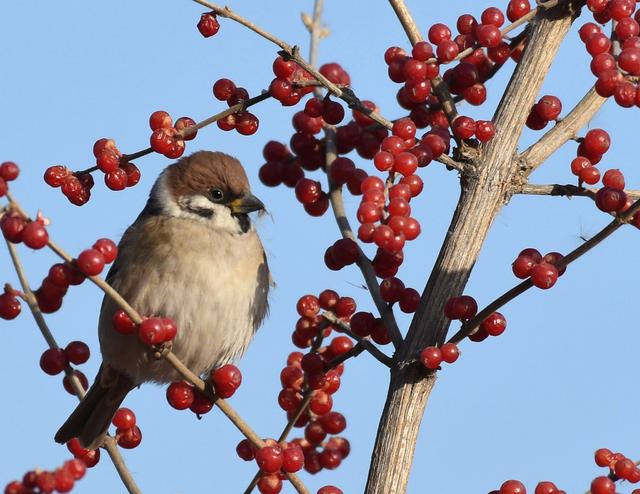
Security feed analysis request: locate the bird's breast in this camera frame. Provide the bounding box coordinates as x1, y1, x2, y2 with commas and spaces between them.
99, 216, 269, 384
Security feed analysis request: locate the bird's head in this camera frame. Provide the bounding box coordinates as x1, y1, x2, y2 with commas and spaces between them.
150, 151, 265, 234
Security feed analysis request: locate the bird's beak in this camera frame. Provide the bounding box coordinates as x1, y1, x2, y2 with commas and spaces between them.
229, 193, 265, 214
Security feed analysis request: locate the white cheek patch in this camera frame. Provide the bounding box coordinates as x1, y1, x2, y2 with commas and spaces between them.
150, 173, 248, 234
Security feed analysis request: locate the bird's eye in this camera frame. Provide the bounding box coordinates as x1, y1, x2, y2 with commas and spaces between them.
210, 188, 224, 202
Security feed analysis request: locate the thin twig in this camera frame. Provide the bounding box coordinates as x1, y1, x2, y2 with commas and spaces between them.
322, 312, 393, 367
4, 240, 142, 494
447, 198, 640, 345
517, 183, 640, 201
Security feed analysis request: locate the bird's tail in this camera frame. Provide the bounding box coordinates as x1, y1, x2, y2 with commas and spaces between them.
55, 365, 134, 449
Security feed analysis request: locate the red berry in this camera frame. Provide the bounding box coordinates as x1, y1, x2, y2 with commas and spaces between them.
166, 381, 194, 410
594, 448, 613, 467
420, 346, 443, 369
399, 287, 420, 313
105, 168, 128, 191
255, 446, 283, 474
190, 391, 214, 415
149, 110, 172, 131
444, 295, 478, 320
213, 78, 236, 101
0, 292, 21, 320
590, 476, 615, 494
499, 480, 526, 494
507, 0, 531, 21
92, 238, 118, 264
583, 129, 610, 155
117, 425, 142, 449
138, 317, 167, 346
44, 165, 70, 187
282, 443, 304, 472
596, 187, 627, 212
452, 116, 476, 139
76, 249, 105, 276
297, 295, 320, 318
40, 348, 68, 375
211, 364, 242, 398
530, 262, 558, 289
64, 341, 90, 365
319, 411, 346, 434
535, 95, 562, 120
197, 12, 220, 37
428, 23, 452, 44
112, 309, 137, 334
64, 370, 88, 393
112, 407, 136, 430
236, 439, 255, 461
22, 221, 49, 249
440, 343, 460, 363
475, 120, 495, 142
534, 481, 557, 494
602, 169, 625, 189
481, 312, 507, 336
0, 161, 19, 181
175, 116, 198, 140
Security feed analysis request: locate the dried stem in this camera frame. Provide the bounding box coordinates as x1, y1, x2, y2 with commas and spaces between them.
519, 87, 606, 174
517, 183, 640, 201
4, 239, 142, 494
448, 197, 640, 345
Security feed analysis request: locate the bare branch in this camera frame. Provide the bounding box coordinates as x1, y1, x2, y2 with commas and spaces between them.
517, 183, 640, 201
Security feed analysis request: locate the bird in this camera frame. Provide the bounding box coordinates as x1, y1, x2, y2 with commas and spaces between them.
55, 150, 270, 448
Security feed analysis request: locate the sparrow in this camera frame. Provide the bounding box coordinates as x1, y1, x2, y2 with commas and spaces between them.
55, 151, 270, 448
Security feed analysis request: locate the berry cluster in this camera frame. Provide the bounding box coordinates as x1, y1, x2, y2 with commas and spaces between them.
593, 447, 640, 486
1, 211, 48, 250
44, 139, 140, 205
525, 95, 562, 130
111, 407, 142, 449
149, 111, 197, 159
39, 341, 90, 396
212, 79, 259, 135
4, 457, 87, 494
0, 161, 20, 197
490, 479, 566, 494
419, 342, 460, 369
269, 56, 323, 106
197, 12, 220, 38
165, 365, 241, 415
236, 437, 346, 494
581, 0, 640, 107
111, 310, 178, 348
512, 248, 565, 290
34, 238, 117, 315
443, 294, 508, 343
67, 438, 100, 468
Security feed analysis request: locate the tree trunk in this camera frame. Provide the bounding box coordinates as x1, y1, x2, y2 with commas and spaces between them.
365, 3, 581, 492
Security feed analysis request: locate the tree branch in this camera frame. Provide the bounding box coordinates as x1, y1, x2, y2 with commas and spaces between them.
517, 183, 640, 201
448, 197, 640, 345
519, 87, 606, 175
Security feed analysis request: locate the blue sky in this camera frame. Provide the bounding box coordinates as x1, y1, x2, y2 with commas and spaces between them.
1, 1, 639, 493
